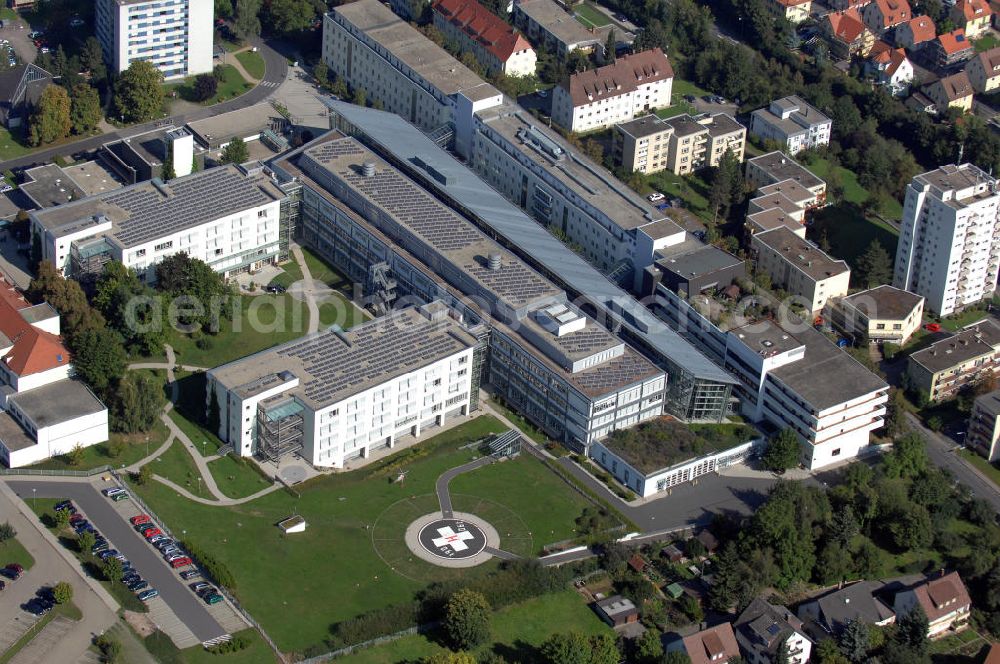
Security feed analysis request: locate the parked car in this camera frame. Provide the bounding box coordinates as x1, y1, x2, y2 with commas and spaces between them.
54, 500, 74, 511
68, 513, 84, 524
190, 582, 211, 593
204, 593, 223, 605
647, 192, 665, 203
150, 535, 170, 545
0, 580, 5, 591
265, 284, 285, 294
23, 598, 51, 616
2, 564, 23, 580
137, 589, 159, 601
170, 557, 193, 568
97, 550, 119, 561
180, 570, 202, 581
102, 488, 124, 498
130, 515, 151, 526
126, 579, 148, 592
142, 529, 163, 539
112, 492, 130, 502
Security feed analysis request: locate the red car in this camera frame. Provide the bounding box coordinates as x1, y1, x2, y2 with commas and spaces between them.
169, 557, 192, 568
130, 515, 151, 526
143, 529, 163, 539
69, 513, 84, 524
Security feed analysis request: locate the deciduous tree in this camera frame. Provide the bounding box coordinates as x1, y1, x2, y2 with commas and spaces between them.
444, 588, 491, 650
53, 581, 73, 604
541, 632, 591, 664
234, 0, 262, 38
69, 84, 102, 135
103, 557, 124, 584
763, 428, 801, 472
193, 73, 218, 101
114, 60, 164, 124
220, 136, 249, 164
29, 84, 71, 146
71, 327, 126, 394
77, 530, 96, 555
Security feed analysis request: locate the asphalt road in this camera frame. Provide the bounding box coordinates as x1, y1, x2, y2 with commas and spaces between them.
906, 412, 1000, 513
0, 37, 288, 174
6, 480, 227, 643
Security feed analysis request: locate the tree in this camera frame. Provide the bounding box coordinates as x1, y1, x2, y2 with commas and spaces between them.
352, 86, 367, 107
81, 37, 104, 73
883, 388, 908, 439
53, 581, 73, 604
662, 653, 692, 664
215, 0, 234, 19
71, 327, 126, 394
28, 262, 105, 342
541, 632, 591, 664
114, 60, 164, 124
605, 29, 617, 63
855, 240, 893, 288
422, 654, 476, 664
816, 540, 853, 585
815, 638, 849, 664
589, 633, 619, 664
838, 620, 870, 663
896, 606, 929, 655
635, 629, 663, 663
95, 634, 123, 664
883, 431, 928, 479
763, 428, 801, 472
103, 557, 125, 584
709, 148, 744, 221
0, 522, 14, 542
110, 372, 166, 433
444, 589, 491, 650
234, 0, 263, 38
193, 73, 218, 101
78, 530, 96, 555
69, 84, 102, 135
220, 136, 249, 164
886, 503, 933, 551
265, 0, 318, 33
135, 464, 153, 486
54, 507, 71, 529
28, 84, 71, 146
67, 444, 85, 467
314, 60, 329, 87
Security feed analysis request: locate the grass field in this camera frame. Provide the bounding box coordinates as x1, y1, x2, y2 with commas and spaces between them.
975, 34, 1000, 52
126, 416, 596, 654
235, 50, 266, 79
149, 440, 212, 499
268, 260, 304, 288
343, 590, 610, 664
207, 455, 272, 499
806, 158, 904, 220
808, 203, 899, 276
574, 3, 610, 27
939, 308, 995, 331
170, 371, 225, 456
0, 537, 35, 571
961, 450, 1000, 488
164, 65, 253, 106
0, 126, 31, 161
645, 170, 713, 220
28, 420, 170, 472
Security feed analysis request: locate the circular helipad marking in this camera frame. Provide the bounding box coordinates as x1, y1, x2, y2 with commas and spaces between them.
418, 518, 487, 560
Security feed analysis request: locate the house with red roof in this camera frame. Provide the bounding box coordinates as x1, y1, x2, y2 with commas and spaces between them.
432, 0, 537, 78
828, 0, 872, 12
893, 572, 972, 638
0, 276, 108, 468
863, 0, 912, 34
823, 8, 876, 59
933, 28, 975, 67
895, 15, 937, 50
951, 0, 992, 39
867, 41, 914, 95
669, 623, 741, 664
967, 45, 1000, 92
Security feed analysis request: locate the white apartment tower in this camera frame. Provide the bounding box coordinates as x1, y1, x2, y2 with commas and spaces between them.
96, 0, 214, 80
893, 163, 1000, 316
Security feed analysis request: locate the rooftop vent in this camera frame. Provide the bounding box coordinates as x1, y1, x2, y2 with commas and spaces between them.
488, 253, 502, 271
362, 162, 376, 177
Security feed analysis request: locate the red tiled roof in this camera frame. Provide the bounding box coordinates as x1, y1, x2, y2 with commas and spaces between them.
983, 643, 1000, 664
432, 0, 533, 62
870, 0, 911, 27
562, 48, 673, 107
828, 8, 868, 41
912, 572, 972, 623
0, 277, 69, 377
774, 0, 811, 7
938, 28, 974, 54
682, 623, 741, 664
956, 0, 992, 21
900, 15, 937, 43
871, 41, 909, 74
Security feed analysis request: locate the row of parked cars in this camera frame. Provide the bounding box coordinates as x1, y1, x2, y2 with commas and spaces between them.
129, 512, 223, 605
58, 497, 159, 603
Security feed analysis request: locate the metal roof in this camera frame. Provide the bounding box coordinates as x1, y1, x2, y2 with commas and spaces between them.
325, 100, 735, 384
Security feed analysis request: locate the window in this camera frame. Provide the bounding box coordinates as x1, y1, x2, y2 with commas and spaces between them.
154, 240, 173, 251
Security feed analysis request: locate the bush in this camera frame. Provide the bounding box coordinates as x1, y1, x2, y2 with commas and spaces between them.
207, 632, 252, 654
95, 634, 122, 663
182, 540, 237, 589
53, 581, 73, 604
195, 336, 213, 350
0, 521, 16, 542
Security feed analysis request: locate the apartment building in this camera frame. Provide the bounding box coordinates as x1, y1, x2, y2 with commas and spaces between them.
551, 49, 673, 133
966, 46, 1000, 93
867, 41, 914, 96
511, 0, 601, 57
968, 387, 1000, 461
751, 227, 851, 314
734, 599, 813, 664
862, 0, 912, 34
271, 131, 667, 451
613, 113, 746, 176
893, 572, 971, 638
895, 15, 937, 50
749, 96, 832, 155
746, 152, 827, 202
432, 0, 537, 78
95, 0, 213, 80
652, 256, 888, 470
933, 29, 975, 67
766, 0, 813, 24
831, 284, 925, 345
208, 304, 478, 466
0, 278, 108, 468
823, 8, 876, 59
30, 164, 289, 282
322, 0, 503, 158
951, 0, 992, 38
907, 319, 1000, 401
892, 163, 1000, 316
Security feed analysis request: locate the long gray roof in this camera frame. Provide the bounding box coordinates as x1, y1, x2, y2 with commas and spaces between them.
324, 100, 734, 384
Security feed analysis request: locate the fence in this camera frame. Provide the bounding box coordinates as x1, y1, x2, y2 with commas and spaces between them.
109, 471, 288, 662
298, 623, 442, 663
0, 465, 113, 477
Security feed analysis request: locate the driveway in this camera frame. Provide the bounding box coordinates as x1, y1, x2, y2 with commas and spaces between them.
6, 480, 228, 644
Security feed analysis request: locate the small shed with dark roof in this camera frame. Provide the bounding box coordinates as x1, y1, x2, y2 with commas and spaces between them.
595, 595, 639, 626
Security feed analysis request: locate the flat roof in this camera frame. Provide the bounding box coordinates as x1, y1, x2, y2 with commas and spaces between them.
103, 125, 175, 168
323, 101, 735, 384
21, 164, 86, 208
330, 1, 500, 102
746, 208, 802, 234
748, 152, 826, 192
60, 160, 125, 197
212, 306, 477, 411
974, 388, 1000, 418
32, 164, 285, 249
513, 0, 599, 47
11, 379, 106, 428
840, 285, 924, 321
657, 245, 743, 281
0, 411, 35, 453
910, 319, 1000, 374
752, 95, 831, 137
912, 163, 997, 209
754, 227, 849, 281
731, 319, 804, 356
756, 179, 815, 205
186, 103, 284, 147
617, 114, 669, 139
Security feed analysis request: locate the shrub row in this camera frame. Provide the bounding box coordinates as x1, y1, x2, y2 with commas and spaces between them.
561, 456, 638, 516
181, 540, 237, 590
207, 633, 252, 654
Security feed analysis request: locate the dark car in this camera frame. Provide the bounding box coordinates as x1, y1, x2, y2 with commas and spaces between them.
265, 284, 286, 294
180, 570, 202, 581
3, 564, 23, 580
126, 579, 148, 592
54, 500, 73, 511
23, 599, 49, 616
68, 513, 84, 524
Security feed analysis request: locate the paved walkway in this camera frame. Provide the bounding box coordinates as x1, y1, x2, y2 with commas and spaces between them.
222, 46, 262, 83
291, 244, 320, 334
436, 457, 492, 519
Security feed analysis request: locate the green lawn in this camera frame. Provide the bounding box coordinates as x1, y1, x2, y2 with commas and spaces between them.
645, 170, 713, 220
235, 50, 266, 80
217, 37, 244, 53
27, 420, 170, 472
207, 454, 272, 499
124, 416, 598, 654
960, 450, 1000, 488
975, 34, 1000, 52
0, 126, 31, 161
268, 260, 304, 288
808, 203, 899, 278
806, 158, 904, 220
344, 590, 610, 664
149, 440, 213, 499
299, 246, 370, 329
939, 307, 995, 331
574, 2, 610, 27
655, 103, 698, 119
144, 628, 277, 664
672, 79, 712, 100
0, 537, 35, 570
488, 399, 550, 446
170, 371, 225, 457
164, 65, 253, 107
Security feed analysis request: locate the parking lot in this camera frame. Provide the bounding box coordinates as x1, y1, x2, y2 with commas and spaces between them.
7, 480, 235, 646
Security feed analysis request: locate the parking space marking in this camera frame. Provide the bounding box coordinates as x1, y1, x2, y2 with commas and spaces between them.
9, 615, 74, 664
0, 612, 41, 652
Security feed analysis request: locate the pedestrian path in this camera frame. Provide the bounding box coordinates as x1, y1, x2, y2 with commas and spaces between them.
291, 243, 320, 334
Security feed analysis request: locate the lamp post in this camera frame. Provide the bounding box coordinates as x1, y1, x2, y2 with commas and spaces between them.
31, 488, 35, 511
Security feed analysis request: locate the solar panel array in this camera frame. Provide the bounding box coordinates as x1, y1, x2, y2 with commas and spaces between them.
572, 349, 660, 397
548, 324, 619, 358
275, 313, 472, 406
107, 168, 275, 247
310, 141, 367, 160
464, 260, 556, 309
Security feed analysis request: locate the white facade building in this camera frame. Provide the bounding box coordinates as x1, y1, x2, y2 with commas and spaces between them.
31, 164, 288, 283
209, 304, 478, 467
749, 96, 832, 154
734, 598, 813, 664
322, 0, 503, 158
893, 163, 1000, 316
551, 48, 674, 133
95, 0, 214, 80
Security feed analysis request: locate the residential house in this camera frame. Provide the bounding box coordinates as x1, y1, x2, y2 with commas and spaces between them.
595, 596, 640, 627
893, 572, 972, 638
969, 388, 1000, 461
933, 29, 976, 67
744, 152, 827, 204
0, 63, 53, 129
906, 90, 938, 112
867, 40, 915, 95
863, 0, 912, 34
734, 598, 813, 664
951, 0, 993, 38
895, 15, 937, 50
432, 0, 537, 78
751, 226, 851, 314
797, 581, 896, 637
670, 623, 742, 664
907, 320, 1000, 402
766, 0, 813, 23
829, 0, 873, 10
831, 284, 925, 345
614, 112, 746, 175
511, 0, 601, 57
966, 46, 1000, 92
749, 96, 832, 154
924, 71, 974, 112
824, 9, 877, 59
551, 48, 674, 132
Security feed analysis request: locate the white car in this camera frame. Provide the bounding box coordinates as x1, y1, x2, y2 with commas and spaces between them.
647, 192, 665, 203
